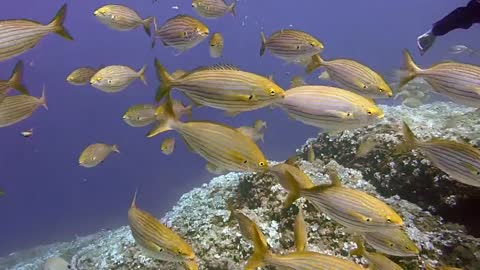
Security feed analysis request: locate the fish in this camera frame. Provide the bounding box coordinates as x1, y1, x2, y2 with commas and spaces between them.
0, 60, 29, 104
253, 119, 267, 130
209, 32, 224, 58
277, 85, 384, 133
43, 257, 70, 270
123, 104, 156, 127
397, 121, 480, 187
268, 162, 315, 207
0, 87, 47, 128
361, 228, 420, 257
350, 236, 403, 270
307, 144, 315, 162
241, 212, 365, 270
78, 143, 119, 168
192, 0, 236, 18
399, 49, 480, 108
0, 4, 72, 62
161, 137, 175, 155
21, 128, 33, 138
128, 191, 198, 270
66, 67, 98, 86
294, 209, 307, 252
147, 94, 268, 174
90, 65, 146, 92
290, 75, 306, 88
236, 120, 266, 142
448, 44, 479, 56
153, 15, 209, 53
94, 5, 153, 36
154, 98, 193, 121
154, 59, 285, 116
260, 30, 324, 64
355, 137, 378, 158
280, 169, 403, 232
307, 55, 393, 99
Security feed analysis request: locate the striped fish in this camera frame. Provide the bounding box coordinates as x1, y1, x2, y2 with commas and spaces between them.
66, 67, 98, 86
0, 4, 72, 62
351, 236, 403, 270
399, 121, 480, 187
307, 55, 393, 99
128, 191, 198, 270
229, 208, 269, 246
242, 213, 365, 270
0, 60, 29, 104
294, 209, 307, 252
153, 15, 209, 53
90, 65, 146, 92
362, 228, 420, 257
147, 94, 269, 174
123, 104, 156, 127
260, 30, 324, 64
269, 163, 315, 207
78, 143, 119, 168
192, 0, 236, 18
154, 59, 285, 115
209, 32, 224, 58
161, 137, 175, 155
0, 87, 46, 128
94, 5, 153, 36
277, 85, 384, 133
400, 49, 480, 108
281, 169, 403, 232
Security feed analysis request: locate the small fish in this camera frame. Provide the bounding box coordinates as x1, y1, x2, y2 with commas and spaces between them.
123, 104, 156, 127
448, 44, 479, 56
280, 169, 403, 231
277, 85, 384, 133
192, 0, 236, 18
294, 209, 307, 252
253, 119, 267, 130
350, 236, 403, 270
0, 87, 47, 128
209, 32, 224, 58
147, 94, 268, 173
260, 30, 324, 64
399, 49, 480, 108
66, 67, 98, 86
43, 257, 70, 270
0, 4, 73, 62
154, 98, 193, 121
0, 60, 29, 104
307, 144, 315, 162
90, 65, 146, 92
307, 55, 393, 99
78, 143, 119, 168
236, 121, 266, 142
355, 137, 378, 158
94, 5, 153, 36
289, 75, 306, 88
128, 191, 198, 269
397, 121, 480, 187
21, 128, 33, 138
154, 59, 285, 115
161, 137, 175, 155
268, 162, 315, 207
153, 15, 209, 53
361, 228, 419, 257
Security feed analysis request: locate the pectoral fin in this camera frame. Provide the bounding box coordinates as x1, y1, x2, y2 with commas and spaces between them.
325, 110, 354, 119
349, 211, 372, 223
462, 162, 480, 176
353, 79, 368, 89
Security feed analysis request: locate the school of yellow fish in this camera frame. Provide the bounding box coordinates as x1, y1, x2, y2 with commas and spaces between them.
0, 1, 476, 270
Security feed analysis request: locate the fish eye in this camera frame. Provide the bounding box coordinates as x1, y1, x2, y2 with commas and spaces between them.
259, 161, 265, 167
248, 95, 254, 100
378, 87, 384, 92
405, 246, 411, 250
386, 217, 392, 223
107, 79, 113, 84
365, 217, 372, 222
210, 44, 215, 47
389, 242, 395, 247
310, 42, 316, 47
296, 45, 301, 50
269, 89, 276, 96
243, 160, 248, 164
367, 110, 372, 115
183, 31, 188, 37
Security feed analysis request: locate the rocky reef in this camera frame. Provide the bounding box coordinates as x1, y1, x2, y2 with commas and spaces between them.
1, 101, 480, 270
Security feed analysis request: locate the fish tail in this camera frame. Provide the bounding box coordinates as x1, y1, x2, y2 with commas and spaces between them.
260, 32, 267, 56
228, 1, 236, 17
399, 49, 421, 89
138, 65, 147, 85
151, 17, 159, 48
282, 170, 301, 208
111, 144, 120, 153
9, 61, 29, 95
154, 58, 173, 102
394, 121, 418, 155
305, 54, 323, 74
143, 17, 153, 37
350, 235, 366, 256
146, 93, 178, 138
244, 225, 269, 270
39, 84, 48, 110
48, 4, 73, 41
185, 104, 193, 119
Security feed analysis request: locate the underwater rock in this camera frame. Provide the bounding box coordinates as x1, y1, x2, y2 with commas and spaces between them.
1, 102, 480, 270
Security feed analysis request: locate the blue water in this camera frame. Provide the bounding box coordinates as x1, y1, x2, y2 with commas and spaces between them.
0, 0, 478, 256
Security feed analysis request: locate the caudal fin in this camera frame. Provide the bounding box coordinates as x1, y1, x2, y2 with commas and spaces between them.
243, 219, 269, 270
146, 93, 177, 138
260, 32, 267, 56
154, 58, 173, 102
305, 54, 323, 74
48, 4, 73, 41
39, 85, 48, 110
350, 235, 366, 257
394, 121, 418, 155
9, 61, 29, 95
399, 49, 421, 89
143, 17, 153, 37
138, 65, 147, 85
111, 144, 120, 153
228, 1, 236, 17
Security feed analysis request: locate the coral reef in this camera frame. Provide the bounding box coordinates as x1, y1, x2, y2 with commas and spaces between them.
1, 101, 480, 270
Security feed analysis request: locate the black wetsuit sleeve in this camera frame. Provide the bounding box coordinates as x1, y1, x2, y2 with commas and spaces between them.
432, 0, 480, 36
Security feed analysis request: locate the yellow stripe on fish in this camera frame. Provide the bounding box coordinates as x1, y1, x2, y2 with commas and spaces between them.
78, 143, 119, 168
0, 87, 46, 128
361, 228, 420, 257
90, 65, 146, 92
192, 0, 236, 18
351, 236, 404, 270
209, 32, 224, 58
67, 67, 98, 86
94, 4, 153, 36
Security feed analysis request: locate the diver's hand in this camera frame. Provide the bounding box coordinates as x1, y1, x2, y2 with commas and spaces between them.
417, 30, 436, 55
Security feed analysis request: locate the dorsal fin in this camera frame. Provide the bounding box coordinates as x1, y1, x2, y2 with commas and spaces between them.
167, 14, 196, 22
326, 169, 342, 187
189, 64, 241, 73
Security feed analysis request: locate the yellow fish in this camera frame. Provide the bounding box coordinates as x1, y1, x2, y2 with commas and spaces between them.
209, 32, 224, 58
360, 228, 419, 257
192, 0, 236, 19
123, 104, 156, 127
78, 143, 119, 168
350, 236, 403, 270
161, 137, 175, 155
269, 162, 315, 207
294, 209, 307, 252
94, 5, 153, 36
67, 67, 98, 86
0, 87, 47, 128
90, 65, 146, 93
